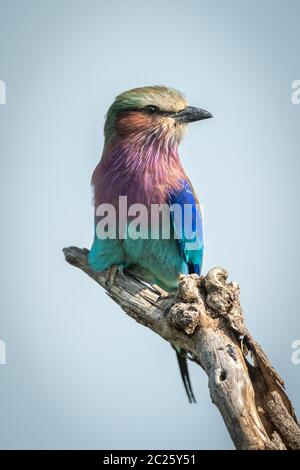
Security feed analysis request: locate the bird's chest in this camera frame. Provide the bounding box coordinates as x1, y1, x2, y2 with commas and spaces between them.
122, 170, 182, 208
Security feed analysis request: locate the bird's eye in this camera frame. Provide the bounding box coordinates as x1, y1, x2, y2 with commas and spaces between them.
143, 105, 159, 114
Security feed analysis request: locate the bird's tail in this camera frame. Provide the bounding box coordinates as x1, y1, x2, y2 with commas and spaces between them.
174, 347, 196, 403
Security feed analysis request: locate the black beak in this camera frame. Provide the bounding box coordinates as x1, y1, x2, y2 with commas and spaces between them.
174, 106, 213, 124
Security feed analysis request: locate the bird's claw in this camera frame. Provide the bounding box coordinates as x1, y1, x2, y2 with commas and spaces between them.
105, 265, 118, 290
157, 292, 177, 307
105, 265, 125, 290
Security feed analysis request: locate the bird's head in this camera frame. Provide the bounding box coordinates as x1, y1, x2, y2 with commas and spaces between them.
104, 86, 212, 147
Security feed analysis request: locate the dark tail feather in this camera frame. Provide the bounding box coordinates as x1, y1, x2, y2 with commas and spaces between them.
174, 347, 196, 403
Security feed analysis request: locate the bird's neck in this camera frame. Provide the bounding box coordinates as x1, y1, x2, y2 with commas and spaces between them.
92, 136, 186, 207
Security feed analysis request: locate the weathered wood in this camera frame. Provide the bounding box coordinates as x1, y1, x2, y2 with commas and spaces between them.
63, 246, 300, 450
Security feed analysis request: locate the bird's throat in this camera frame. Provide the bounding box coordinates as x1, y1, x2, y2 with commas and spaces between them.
92, 136, 186, 208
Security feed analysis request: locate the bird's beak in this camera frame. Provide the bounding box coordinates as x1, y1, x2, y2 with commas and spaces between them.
174, 106, 213, 123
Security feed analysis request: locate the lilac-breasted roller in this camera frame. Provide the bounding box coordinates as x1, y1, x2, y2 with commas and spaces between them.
88, 86, 212, 402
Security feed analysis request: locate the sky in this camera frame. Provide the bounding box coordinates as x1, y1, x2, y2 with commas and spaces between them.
0, 0, 299, 450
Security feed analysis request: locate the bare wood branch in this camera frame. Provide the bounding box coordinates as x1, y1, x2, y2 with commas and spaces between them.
63, 246, 300, 450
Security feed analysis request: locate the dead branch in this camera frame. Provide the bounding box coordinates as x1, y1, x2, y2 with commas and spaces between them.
63, 246, 300, 450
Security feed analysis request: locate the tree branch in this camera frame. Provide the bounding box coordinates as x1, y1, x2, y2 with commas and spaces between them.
63, 246, 300, 450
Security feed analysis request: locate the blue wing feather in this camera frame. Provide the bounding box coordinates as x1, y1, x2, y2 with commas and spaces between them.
169, 180, 203, 275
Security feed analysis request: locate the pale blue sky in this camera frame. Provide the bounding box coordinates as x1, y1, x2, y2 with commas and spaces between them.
0, 0, 299, 449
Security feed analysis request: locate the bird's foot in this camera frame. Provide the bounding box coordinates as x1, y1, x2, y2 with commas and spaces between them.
157, 290, 177, 303
151, 284, 167, 296
105, 265, 124, 290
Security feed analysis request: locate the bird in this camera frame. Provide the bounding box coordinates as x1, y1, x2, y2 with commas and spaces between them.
88, 86, 212, 402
